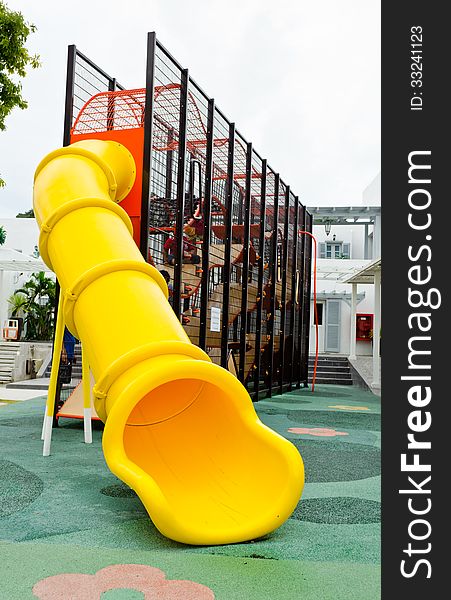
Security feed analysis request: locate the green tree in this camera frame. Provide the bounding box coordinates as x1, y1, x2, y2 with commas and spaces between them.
0, 224, 6, 245
16, 208, 34, 218
0, 1, 40, 187
14, 272, 56, 340
7, 291, 27, 317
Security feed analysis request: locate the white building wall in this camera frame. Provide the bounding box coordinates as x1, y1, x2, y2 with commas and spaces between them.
0, 218, 40, 255
308, 280, 374, 356
308, 221, 377, 356
313, 223, 372, 260
363, 173, 381, 206
0, 218, 48, 333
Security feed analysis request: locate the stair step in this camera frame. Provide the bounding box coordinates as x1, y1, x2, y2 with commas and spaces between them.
309, 373, 351, 378
309, 377, 353, 385
309, 370, 351, 376
308, 356, 345, 359
309, 358, 349, 366
307, 355, 353, 385
309, 372, 352, 380
308, 364, 350, 373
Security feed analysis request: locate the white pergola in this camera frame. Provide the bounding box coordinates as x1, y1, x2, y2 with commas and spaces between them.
0, 247, 49, 273
308, 206, 381, 259
315, 258, 373, 282
311, 256, 382, 389
344, 258, 381, 388
0, 247, 52, 329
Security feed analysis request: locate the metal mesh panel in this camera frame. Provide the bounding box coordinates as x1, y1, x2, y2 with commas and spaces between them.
244, 151, 263, 390
270, 181, 286, 388
72, 53, 122, 125
257, 168, 275, 391
282, 190, 296, 385
147, 48, 184, 326
72, 89, 145, 134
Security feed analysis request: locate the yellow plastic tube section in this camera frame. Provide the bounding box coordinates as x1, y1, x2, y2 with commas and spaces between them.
33, 139, 304, 545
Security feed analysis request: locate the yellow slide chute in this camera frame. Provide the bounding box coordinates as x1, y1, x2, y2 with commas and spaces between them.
33, 139, 304, 545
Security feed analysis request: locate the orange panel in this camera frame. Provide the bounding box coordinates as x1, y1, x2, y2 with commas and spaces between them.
71, 128, 144, 247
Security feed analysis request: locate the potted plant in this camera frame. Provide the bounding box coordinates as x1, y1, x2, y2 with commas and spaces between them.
7, 292, 28, 340
13, 272, 56, 341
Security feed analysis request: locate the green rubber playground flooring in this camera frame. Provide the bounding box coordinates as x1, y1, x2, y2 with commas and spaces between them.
0, 384, 380, 599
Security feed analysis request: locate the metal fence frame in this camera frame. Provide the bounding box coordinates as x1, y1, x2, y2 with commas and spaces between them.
60, 34, 312, 403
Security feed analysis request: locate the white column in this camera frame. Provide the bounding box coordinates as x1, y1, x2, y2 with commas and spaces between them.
372, 269, 381, 388
364, 224, 369, 259
349, 283, 357, 360
373, 215, 381, 259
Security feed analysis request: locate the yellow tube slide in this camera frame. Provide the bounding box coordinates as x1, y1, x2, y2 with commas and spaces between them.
33, 139, 304, 545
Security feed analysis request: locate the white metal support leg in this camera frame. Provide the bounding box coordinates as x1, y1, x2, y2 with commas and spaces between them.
82, 345, 92, 444
349, 283, 357, 361
42, 291, 66, 456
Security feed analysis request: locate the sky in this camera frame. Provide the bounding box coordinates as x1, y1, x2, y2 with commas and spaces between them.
0, 0, 380, 217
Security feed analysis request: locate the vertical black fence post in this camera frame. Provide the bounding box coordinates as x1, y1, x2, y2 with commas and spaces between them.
301, 212, 313, 386
172, 68, 189, 320
140, 32, 156, 261
267, 174, 280, 397
199, 98, 215, 350
238, 142, 252, 381
220, 122, 235, 368
278, 184, 290, 392
106, 77, 116, 131
297, 205, 306, 387
253, 160, 267, 399
289, 195, 299, 389
63, 45, 76, 147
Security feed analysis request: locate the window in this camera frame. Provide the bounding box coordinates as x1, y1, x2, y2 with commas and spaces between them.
319, 242, 350, 259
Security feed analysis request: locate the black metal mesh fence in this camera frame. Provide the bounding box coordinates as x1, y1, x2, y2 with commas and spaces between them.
72, 51, 124, 126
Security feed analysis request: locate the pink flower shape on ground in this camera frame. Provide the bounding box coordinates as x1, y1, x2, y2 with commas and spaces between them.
288, 427, 348, 437
33, 564, 215, 599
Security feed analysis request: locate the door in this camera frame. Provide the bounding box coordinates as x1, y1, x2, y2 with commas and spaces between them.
325, 299, 341, 352
311, 301, 325, 353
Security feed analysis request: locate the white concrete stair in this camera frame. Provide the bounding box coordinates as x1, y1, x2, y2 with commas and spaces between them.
0, 342, 21, 383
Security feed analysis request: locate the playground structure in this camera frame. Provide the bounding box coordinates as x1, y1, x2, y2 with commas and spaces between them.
37, 33, 312, 545
58, 36, 313, 399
